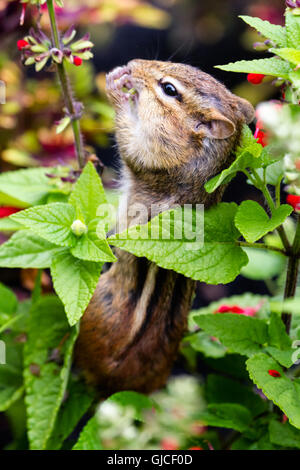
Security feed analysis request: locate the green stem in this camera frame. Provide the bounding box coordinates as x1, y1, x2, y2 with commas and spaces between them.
238, 241, 287, 256
282, 215, 300, 334
252, 170, 291, 252
46, 0, 85, 169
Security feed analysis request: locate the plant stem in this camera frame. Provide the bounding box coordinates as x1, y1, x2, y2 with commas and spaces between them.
46, 0, 85, 169
282, 215, 300, 333
238, 241, 287, 256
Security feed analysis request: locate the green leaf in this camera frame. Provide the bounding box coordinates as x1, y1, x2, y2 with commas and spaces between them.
289, 70, 300, 88
11, 203, 77, 248
0, 230, 62, 268
0, 167, 62, 208
235, 201, 292, 243
269, 419, 300, 449
0, 218, 23, 232
215, 57, 292, 78
70, 219, 116, 263
50, 249, 102, 326
205, 374, 267, 417
73, 416, 102, 450
24, 295, 79, 450
194, 313, 268, 356
285, 10, 300, 48
271, 47, 300, 66
0, 282, 17, 315
205, 144, 263, 193
198, 403, 252, 433
185, 331, 226, 358
69, 162, 108, 224
265, 313, 293, 368
239, 15, 287, 47
247, 353, 300, 429
47, 379, 95, 450
241, 248, 286, 281
0, 332, 24, 412
107, 391, 157, 422
109, 203, 248, 285
256, 160, 284, 186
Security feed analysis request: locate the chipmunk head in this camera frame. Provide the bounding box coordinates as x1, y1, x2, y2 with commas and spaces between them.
106, 59, 254, 172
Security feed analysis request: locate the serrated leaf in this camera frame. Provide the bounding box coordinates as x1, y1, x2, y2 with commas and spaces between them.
73, 416, 102, 450
205, 374, 267, 417
271, 47, 300, 66
194, 313, 268, 357
198, 403, 252, 433
215, 57, 292, 78
12, 203, 77, 247
24, 295, 79, 450
205, 144, 264, 193
47, 379, 95, 450
235, 201, 292, 243
0, 230, 62, 268
107, 391, 157, 422
50, 249, 102, 326
0, 167, 61, 208
70, 219, 116, 263
269, 419, 300, 449
185, 331, 226, 358
241, 248, 286, 281
69, 162, 108, 224
285, 10, 300, 48
109, 203, 248, 285
246, 353, 300, 429
0, 282, 17, 315
0, 218, 23, 232
239, 15, 287, 47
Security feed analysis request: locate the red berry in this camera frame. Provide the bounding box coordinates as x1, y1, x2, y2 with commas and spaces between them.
73, 56, 82, 66
188, 446, 203, 450
247, 73, 265, 85
268, 369, 281, 378
17, 39, 29, 50
287, 194, 300, 212
0, 206, 20, 218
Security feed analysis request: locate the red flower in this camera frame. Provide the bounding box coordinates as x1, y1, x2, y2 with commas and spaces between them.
215, 303, 261, 317
160, 438, 179, 450
73, 56, 82, 66
247, 73, 265, 85
0, 207, 20, 218
268, 369, 281, 378
254, 125, 268, 147
287, 195, 300, 212
188, 446, 203, 450
17, 39, 29, 51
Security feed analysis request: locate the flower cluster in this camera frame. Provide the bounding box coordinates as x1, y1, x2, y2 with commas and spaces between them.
18, 25, 93, 71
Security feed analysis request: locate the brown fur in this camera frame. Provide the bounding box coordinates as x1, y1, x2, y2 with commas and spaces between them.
75, 59, 254, 394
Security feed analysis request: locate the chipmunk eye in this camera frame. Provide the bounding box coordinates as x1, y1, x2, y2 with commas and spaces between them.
161, 82, 179, 97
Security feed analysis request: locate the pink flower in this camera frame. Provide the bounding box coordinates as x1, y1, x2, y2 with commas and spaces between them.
215, 303, 262, 317
247, 73, 265, 85
0, 207, 21, 218
160, 438, 179, 450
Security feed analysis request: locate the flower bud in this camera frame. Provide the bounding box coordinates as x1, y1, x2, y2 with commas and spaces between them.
71, 219, 87, 236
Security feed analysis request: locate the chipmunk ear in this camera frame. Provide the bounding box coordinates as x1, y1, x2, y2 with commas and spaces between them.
236, 96, 255, 124
194, 110, 236, 140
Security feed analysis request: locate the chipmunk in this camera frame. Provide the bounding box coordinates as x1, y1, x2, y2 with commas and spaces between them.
75, 59, 254, 394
